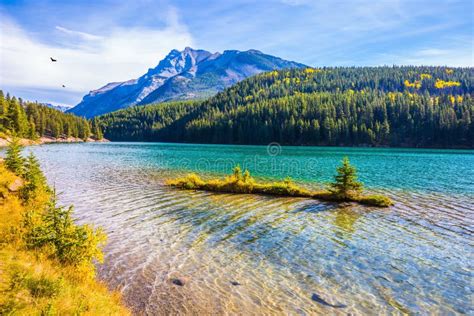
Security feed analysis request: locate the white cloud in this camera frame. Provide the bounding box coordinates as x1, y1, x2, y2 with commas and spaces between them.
415, 48, 455, 57
0, 8, 194, 105
55, 26, 103, 41
373, 43, 474, 67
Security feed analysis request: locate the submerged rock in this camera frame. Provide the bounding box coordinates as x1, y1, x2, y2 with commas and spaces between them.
311, 293, 346, 308
171, 278, 186, 286
230, 281, 241, 286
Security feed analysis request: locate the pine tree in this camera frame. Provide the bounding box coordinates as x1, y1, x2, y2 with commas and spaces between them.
91, 118, 103, 140
28, 117, 38, 140
5, 137, 25, 176
20, 152, 48, 201
79, 121, 91, 140
0, 90, 6, 131
329, 157, 363, 199
8, 97, 29, 137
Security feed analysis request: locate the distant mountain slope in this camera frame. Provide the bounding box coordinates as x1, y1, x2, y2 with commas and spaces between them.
96, 66, 474, 148
42, 103, 72, 112
68, 48, 306, 118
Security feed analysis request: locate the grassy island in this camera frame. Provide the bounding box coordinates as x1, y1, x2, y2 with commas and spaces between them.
166, 157, 393, 207
0, 139, 129, 315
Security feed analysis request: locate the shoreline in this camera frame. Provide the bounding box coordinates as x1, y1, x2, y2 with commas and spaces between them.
3, 138, 472, 150
0, 136, 109, 147
85, 139, 474, 150
0, 159, 129, 314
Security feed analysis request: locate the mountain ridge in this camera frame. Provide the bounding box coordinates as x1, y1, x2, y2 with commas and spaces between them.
96, 66, 473, 148
68, 48, 306, 117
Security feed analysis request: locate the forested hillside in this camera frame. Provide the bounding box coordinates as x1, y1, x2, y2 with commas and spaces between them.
0, 90, 102, 141
97, 66, 474, 148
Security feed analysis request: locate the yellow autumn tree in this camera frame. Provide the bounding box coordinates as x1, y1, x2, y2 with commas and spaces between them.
434, 79, 461, 89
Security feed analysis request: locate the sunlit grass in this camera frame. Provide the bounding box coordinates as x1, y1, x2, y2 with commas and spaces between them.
166, 165, 393, 207
0, 162, 130, 315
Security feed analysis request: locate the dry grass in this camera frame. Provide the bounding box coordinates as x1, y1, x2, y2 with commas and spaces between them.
0, 163, 130, 315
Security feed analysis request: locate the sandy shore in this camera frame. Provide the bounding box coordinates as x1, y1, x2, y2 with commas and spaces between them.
0, 136, 109, 147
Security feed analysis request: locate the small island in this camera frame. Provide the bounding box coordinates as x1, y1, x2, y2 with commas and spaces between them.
166, 157, 393, 207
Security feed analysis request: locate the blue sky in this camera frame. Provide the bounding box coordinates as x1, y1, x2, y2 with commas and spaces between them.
0, 0, 472, 106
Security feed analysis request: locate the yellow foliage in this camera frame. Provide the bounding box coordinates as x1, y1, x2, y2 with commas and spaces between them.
0, 163, 129, 315
257, 88, 266, 95
434, 79, 461, 89
266, 70, 279, 77
387, 92, 398, 103
449, 95, 455, 105
304, 68, 321, 74
445, 68, 454, 74
404, 80, 421, 89
406, 92, 416, 99
420, 73, 432, 80
449, 95, 464, 105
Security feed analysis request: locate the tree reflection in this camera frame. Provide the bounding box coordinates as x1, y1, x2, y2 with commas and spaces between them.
333, 206, 362, 239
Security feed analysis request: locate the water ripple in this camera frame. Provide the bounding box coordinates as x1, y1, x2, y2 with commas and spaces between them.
23, 143, 474, 315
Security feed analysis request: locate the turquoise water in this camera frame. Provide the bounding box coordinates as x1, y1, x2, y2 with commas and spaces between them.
20, 143, 474, 314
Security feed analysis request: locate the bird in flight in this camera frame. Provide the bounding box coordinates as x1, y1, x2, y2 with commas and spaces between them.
50, 57, 57, 62
62, 84, 66, 88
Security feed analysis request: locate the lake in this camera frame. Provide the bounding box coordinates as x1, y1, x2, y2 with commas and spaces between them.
23, 143, 474, 314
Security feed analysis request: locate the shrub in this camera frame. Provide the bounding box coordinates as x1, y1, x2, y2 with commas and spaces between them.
27, 275, 64, 298
0, 161, 129, 314
20, 152, 49, 202
23, 199, 106, 274
232, 165, 243, 181
4, 137, 25, 176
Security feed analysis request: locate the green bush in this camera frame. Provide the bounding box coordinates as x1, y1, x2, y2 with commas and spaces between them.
23, 199, 106, 271
27, 275, 64, 298
20, 152, 49, 202
7, 268, 63, 299
4, 137, 25, 176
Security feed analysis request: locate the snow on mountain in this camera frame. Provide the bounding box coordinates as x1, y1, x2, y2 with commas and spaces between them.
68, 48, 306, 118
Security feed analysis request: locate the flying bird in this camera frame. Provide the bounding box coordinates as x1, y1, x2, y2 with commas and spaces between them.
50, 57, 57, 62
62, 85, 66, 88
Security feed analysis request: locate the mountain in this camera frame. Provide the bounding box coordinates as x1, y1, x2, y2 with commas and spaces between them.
42, 103, 73, 112
68, 47, 306, 118
96, 66, 474, 148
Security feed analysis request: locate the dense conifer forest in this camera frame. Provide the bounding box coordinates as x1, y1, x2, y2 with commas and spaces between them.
97, 66, 472, 147
0, 90, 101, 140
